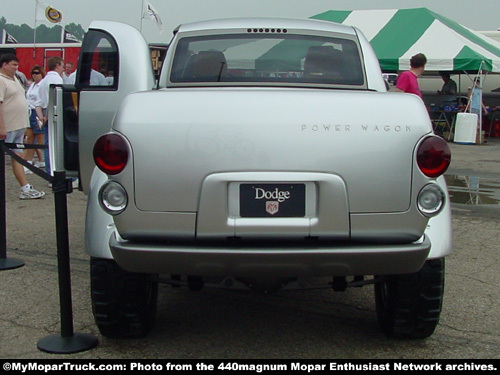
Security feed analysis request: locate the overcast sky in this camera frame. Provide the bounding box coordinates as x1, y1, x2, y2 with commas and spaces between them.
2, 0, 499, 42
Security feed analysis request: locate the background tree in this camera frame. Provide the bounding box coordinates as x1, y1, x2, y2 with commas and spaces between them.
65, 23, 85, 41
4, 23, 33, 43
0, 17, 85, 43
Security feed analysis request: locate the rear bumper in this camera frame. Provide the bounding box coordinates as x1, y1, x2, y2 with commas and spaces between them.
109, 234, 431, 277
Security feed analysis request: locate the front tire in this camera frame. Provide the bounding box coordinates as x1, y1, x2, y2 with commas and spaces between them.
90, 257, 158, 339
375, 258, 445, 339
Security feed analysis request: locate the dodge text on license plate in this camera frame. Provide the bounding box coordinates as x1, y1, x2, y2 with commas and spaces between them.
239, 184, 306, 217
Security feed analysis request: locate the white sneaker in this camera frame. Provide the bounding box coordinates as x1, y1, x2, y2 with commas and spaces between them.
20, 185, 45, 200
24, 166, 33, 175
35, 161, 46, 168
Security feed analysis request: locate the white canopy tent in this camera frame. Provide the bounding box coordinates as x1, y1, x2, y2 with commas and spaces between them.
311, 7, 500, 73
312, 7, 500, 143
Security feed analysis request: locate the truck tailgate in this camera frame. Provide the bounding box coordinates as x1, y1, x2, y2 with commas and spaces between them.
114, 88, 431, 214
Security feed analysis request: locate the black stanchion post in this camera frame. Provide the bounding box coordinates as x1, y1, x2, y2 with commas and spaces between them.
37, 171, 98, 354
0, 140, 24, 271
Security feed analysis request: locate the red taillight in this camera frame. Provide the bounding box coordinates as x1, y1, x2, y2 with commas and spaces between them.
93, 134, 128, 175
417, 136, 451, 178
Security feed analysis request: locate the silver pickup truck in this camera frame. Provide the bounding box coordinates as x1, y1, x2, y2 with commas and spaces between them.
50, 17, 452, 339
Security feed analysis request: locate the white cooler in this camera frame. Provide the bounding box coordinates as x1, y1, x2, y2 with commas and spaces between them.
454, 113, 477, 144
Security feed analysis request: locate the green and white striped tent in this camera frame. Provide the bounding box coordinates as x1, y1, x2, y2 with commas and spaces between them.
311, 7, 500, 73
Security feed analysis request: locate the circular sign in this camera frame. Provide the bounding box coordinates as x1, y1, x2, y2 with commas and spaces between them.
45, 7, 62, 23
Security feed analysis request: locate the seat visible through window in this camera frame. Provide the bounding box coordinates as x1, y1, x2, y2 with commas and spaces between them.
303, 46, 342, 80
191, 51, 228, 81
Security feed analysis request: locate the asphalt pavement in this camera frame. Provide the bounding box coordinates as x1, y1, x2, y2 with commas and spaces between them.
0, 138, 499, 359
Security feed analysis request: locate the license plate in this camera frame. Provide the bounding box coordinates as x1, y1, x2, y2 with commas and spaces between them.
239, 184, 305, 217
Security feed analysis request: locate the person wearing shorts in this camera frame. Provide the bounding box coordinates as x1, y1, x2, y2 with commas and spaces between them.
24, 65, 46, 171
0, 54, 45, 199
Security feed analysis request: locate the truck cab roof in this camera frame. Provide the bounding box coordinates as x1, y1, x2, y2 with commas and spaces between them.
174, 17, 358, 36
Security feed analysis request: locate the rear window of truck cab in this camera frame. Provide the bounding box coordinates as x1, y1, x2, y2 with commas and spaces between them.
169, 33, 365, 87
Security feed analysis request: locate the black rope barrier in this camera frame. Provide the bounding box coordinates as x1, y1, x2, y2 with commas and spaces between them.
3, 141, 52, 182
1, 140, 98, 353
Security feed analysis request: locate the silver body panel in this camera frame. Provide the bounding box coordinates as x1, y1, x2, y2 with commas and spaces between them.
78, 21, 155, 194
111, 89, 432, 242
119, 89, 428, 214
69, 18, 452, 277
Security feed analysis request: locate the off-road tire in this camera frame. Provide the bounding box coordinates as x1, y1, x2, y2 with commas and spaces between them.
375, 258, 445, 339
90, 257, 158, 339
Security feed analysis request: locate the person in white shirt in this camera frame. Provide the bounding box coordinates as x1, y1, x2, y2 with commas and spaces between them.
62, 62, 74, 84
24, 65, 46, 171
67, 68, 108, 86
37, 56, 64, 174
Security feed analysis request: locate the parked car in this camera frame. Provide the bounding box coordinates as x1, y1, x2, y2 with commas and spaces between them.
382, 73, 398, 85
49, 17, 452, 339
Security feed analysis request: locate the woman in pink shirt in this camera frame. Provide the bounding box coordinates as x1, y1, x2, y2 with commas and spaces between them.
396, 53, 427, 98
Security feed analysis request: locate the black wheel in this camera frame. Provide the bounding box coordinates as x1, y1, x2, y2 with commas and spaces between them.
374, 258, 445, 339
90, 257, 158, 339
